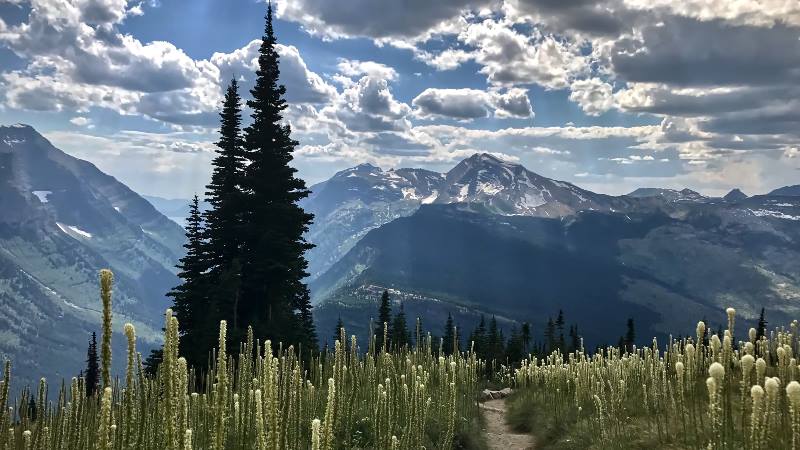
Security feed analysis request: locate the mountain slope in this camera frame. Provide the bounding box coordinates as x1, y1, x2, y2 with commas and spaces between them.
0, 124, 184, 388
302, 153, 632, 280
312, 195, 800, 346
769, 185, 800, 197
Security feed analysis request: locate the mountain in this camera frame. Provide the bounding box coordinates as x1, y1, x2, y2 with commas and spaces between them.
143, 195, 210, 227
724, 189, 748, 202
302, 153, 632, 279
310, 157, 800, 347
0, 124, 184, 389
768, 185, 800, 197
627, 187, 707, 202
301, 164, 445, 279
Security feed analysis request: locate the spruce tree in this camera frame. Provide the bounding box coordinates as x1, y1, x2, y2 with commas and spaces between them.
570, 325, 581, 353
168, 196, 209, 367
143, 349, 163, 377
333, 317, 345, 346
85, 332, 99, 397
472, 315, 487, 358
442, 313, 455, 356
505, 326, 523, 363
544, 318, 556, 354
556, 310, 565, 351
624, 318, 636, 351
204, 78, 246, 341
521, 322, 531, 355
376, 290, 392, 351
488, 316, 503, 361
392, 303, 411, 349
239, 1, 316, 347
757, 307, 767, 340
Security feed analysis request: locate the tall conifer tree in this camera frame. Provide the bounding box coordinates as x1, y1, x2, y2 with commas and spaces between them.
240, 2, 316, 347
168, 196, 209, 366
204, 78, 246, 341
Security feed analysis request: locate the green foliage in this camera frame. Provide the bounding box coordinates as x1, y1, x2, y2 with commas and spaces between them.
513, 308, 800, 449
0, 269, 486, 450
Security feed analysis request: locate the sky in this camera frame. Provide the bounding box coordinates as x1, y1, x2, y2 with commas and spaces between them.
0, 0, 798, 199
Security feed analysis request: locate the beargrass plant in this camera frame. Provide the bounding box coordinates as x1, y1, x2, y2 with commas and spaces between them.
0, 270, 486, 449
511, 307, 800, 449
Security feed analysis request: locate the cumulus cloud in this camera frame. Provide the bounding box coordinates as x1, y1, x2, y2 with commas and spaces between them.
458, 20, 587, 88
569, 78, 614, 116
276, 0, 488, 40
412, 87, 533, 120
211, 41, 337, 105
1, 3, 337, 127
321, 75, 411, 132
337, 59, 398, 81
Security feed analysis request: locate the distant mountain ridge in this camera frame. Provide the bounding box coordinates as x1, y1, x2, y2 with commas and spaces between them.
0, 124, 184, 389
769, 185, 800, 197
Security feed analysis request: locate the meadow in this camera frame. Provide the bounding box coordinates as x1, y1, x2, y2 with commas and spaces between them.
2, 271, 799, 449
0, 271, 486, 450
508, 308, 800, 449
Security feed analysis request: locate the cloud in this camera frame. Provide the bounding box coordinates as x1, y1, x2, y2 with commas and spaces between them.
1, 5, 336, 127
276, 0, 488, 40
412, 87, 533, 120
336, 59, 398, 81
610, 17, 800, 87
69, 116, 92, 127
321, 75, 411, 132
569, 78, 614, 116
505, 0, 636, 36
212, 41, 337, 105
412, 88, 493, 120
458, 20, 587, 88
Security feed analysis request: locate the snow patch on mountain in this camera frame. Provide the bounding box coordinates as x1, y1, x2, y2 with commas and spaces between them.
32, 191, 51, 203
56, 222, 93, 238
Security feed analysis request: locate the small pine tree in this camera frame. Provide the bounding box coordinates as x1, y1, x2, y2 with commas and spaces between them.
544, 318, 556, 354
442, 313, 456, 356
487, 316, 504, 362
570, 324, 581, 353
392, 303, 411, 349
85, 332, 99, 397
757, 307, 768, 340
333, 317, 345, 346
376, 290, 392, 351
624, 318, 636, 351
555, 310, 565, 351
143, 348, 163, 377
521, 322, 531, 355
472, 315, 487, 358
506, 326, 524, 364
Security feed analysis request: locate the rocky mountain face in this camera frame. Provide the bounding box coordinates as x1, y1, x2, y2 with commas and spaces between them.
301, 153, 633, 280
307, 155, 800, 347
0, 124, 184, 389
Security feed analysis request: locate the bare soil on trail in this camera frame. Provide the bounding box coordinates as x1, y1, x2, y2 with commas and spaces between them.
480, 398, 536, 450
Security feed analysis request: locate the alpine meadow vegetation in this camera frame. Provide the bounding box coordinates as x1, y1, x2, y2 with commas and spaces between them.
0, 270, 485, 450
509, 307, 800, 449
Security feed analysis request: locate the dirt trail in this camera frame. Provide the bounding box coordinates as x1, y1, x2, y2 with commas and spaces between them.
480, 398, 536, 450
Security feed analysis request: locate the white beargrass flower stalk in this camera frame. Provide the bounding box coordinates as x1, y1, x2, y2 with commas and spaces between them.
99, 269, 114, 390
98, 387, 113, 450
787, 381, 800, 450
